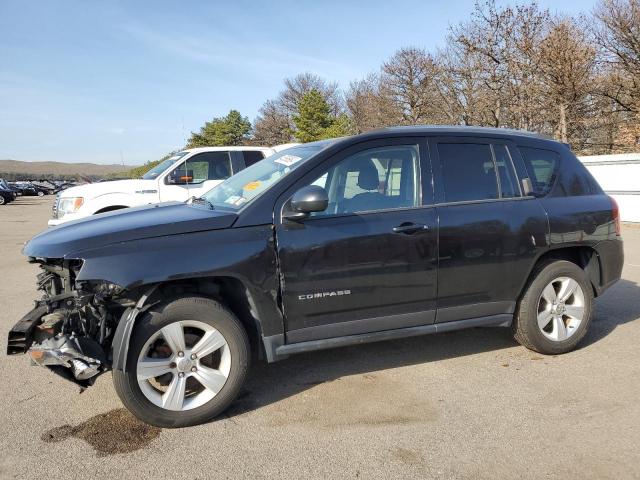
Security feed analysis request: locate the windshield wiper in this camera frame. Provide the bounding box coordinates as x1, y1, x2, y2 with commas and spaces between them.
187, 196, 215, 210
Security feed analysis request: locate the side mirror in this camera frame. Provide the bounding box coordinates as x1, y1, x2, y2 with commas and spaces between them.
167, 169, 193, 185
284, 185, 328, 220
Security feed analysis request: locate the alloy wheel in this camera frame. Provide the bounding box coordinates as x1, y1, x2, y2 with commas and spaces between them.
536, 276, 585, 342
136, 320, 231, 411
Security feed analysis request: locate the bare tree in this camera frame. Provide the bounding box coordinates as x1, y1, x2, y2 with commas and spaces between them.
250, 0, 638, 154
345, 74, 399, 133
593, 0, 640, 114
381, 47, 444, 124
450, 1, 550, 130
450, 1, 516, 127
435, 41, 496, 126
253, 99, 292, 145
538, 18, 597, 144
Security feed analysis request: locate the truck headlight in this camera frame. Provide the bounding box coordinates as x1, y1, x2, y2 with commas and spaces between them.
58, 197, 84, 216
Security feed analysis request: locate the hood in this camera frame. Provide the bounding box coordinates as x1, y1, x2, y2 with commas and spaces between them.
61, 179, 158, 200
24, 202, 238, 259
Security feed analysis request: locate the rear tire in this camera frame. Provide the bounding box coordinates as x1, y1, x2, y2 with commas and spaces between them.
113, 296, 250, 428
513, 260, 593, 355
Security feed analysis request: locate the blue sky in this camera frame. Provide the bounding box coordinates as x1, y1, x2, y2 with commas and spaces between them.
1, 0, 597, 165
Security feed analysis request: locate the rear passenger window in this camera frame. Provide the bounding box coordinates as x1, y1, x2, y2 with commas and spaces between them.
519, 147, 559, 197
438, 143, 498, 203
493, 145, 520, 198
242, 150, 265, 167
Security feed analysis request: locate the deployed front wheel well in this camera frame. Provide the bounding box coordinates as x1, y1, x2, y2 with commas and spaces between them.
140, 278, 264, 359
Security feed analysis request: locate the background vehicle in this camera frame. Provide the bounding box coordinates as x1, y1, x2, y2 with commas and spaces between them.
10, 182, 39, 196
0, 179, 21, 196
0, 185, 16, 204
48, 146, 282, 226
8, 127, 623, 427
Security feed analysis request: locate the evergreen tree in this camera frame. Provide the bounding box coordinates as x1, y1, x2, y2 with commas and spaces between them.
187, 110, 251, 147
293, 90, 350, 142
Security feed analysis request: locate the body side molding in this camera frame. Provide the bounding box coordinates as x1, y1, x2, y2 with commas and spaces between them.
266, 313, 512, 361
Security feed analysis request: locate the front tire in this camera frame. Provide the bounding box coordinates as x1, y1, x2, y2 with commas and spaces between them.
37, 190, 44, 197
513, 260, 593, 355
113, 296, 250, 428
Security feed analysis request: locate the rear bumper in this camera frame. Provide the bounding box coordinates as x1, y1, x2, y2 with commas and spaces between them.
594, 238, 624, 296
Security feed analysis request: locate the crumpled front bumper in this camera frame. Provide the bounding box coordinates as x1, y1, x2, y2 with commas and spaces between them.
7, 305, 107, 387
6, 305, 47, 355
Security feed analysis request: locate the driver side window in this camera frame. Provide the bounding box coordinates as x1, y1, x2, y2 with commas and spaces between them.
309, 144, 420, 217
169, 152, 232, 184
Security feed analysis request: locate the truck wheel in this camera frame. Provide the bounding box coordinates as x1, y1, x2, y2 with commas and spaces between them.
37, 190, 44, 196
513, 260, 593, 355
113, 296, 250, 428
0, 196, 5, 205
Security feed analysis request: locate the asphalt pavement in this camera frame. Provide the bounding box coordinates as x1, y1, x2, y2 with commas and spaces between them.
1, 196, 639, 479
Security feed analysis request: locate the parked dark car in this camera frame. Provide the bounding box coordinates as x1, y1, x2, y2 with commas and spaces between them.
0, 186, 16, 205
31, 183, 54, 196
0, 179, 20, 197
10, 183, 39, 196
7, 126, 623, 427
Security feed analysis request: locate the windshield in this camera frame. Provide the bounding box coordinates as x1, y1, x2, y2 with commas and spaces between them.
202, 145, 323, 210
142, 152, 188, 179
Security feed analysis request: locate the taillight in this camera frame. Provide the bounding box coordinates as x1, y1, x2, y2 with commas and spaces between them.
610, 196, 621, 235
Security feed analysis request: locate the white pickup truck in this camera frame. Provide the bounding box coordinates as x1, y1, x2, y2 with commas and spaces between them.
49, 145, 289, 226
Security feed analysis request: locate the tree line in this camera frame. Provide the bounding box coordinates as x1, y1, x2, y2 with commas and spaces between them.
132, 0, 639, 178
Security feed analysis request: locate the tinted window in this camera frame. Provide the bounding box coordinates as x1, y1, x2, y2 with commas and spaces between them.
556, 152, 600, 196
519, 147, 559, 197
493, 145, 520, 198
308, 144, 420, 216
438, 143, 498, 202
242, 150, 265, 167
180, 152, 232, 183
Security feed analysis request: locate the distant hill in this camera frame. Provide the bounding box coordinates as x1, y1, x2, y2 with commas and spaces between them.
0, 159, 138, 181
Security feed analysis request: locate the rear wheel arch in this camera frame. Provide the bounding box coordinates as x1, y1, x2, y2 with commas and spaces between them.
521, 246, 602, 303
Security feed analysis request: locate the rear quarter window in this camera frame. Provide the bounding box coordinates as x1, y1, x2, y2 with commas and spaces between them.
556, 152, 602, 196
519, 147, 560, 197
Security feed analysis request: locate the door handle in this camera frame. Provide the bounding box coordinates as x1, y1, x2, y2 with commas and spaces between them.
392, 223, 429, 234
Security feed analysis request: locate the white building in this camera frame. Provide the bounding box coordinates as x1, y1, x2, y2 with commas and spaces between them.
579, 153, 640, 223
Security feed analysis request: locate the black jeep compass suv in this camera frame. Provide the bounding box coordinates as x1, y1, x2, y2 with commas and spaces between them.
8, 126, 623, 427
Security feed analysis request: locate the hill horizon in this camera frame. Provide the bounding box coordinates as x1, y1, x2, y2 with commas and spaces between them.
0, 159, 139, 180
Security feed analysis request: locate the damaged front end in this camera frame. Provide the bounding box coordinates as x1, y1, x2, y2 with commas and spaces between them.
7, 258, 130, 387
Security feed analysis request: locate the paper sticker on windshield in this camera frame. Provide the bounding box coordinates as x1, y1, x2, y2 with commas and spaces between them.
243, 181, 261, 191
274, 154, 302, 167
225, 195, 246, 206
